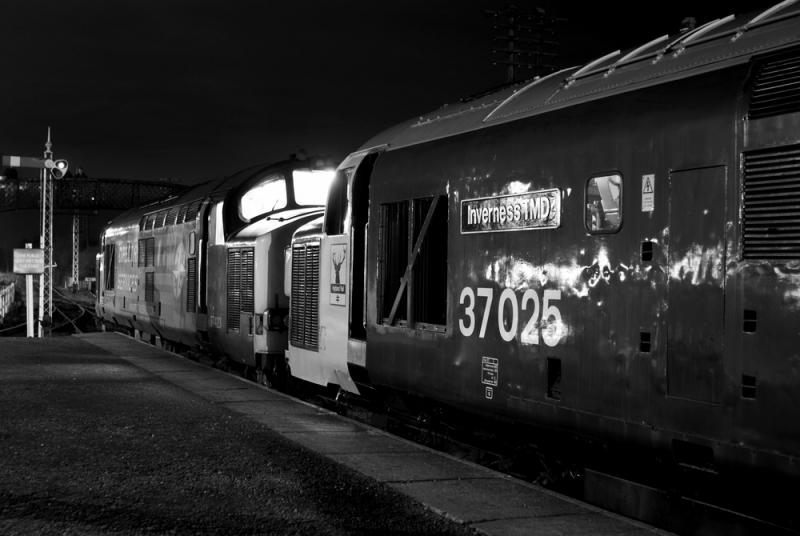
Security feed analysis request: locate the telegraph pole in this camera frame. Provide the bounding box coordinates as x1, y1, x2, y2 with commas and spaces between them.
486, 4, 564, 83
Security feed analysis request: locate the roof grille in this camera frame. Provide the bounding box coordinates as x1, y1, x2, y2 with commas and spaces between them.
290, 242, 320, 351
749, 52, 800, 119
743, 144, 800, 259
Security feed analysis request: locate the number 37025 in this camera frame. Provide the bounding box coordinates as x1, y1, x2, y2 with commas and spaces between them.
458, 287, 565, 347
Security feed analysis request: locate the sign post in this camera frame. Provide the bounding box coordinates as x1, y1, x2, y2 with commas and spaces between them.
13, 244, 44, 338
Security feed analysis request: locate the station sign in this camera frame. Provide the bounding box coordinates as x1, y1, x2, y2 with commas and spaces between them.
461, 188, 561, 234
13, 248, 44, 274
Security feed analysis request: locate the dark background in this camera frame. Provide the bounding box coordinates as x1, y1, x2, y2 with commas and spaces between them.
1, 0, 780, 184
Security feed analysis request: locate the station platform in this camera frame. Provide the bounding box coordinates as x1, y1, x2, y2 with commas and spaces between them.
0, 332, 670, 535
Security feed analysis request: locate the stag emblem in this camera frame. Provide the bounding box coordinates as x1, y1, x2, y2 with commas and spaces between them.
332, 247, 346, 285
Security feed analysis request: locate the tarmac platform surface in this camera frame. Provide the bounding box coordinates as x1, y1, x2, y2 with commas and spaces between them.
0, 333, 670, 535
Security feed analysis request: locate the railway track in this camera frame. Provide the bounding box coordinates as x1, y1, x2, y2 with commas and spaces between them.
0, 288, 97, 336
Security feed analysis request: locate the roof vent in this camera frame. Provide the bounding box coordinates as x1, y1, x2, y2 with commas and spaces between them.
749, 51, 800, 119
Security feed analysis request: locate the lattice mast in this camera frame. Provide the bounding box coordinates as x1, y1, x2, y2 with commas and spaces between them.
486, 5, 563, 83
72, 212, 79, 288
39, 128, 53, 337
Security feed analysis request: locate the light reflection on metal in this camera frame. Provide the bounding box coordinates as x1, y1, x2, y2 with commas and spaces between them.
104, 223, 139, 238
669, 243, 724, 285
543, 318, 567, 345
505, 181, 532, 195
477, 240, 683, 314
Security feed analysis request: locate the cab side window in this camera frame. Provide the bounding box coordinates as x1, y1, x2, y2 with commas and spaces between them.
379, 195, 447, 330
586, 174, 622, 233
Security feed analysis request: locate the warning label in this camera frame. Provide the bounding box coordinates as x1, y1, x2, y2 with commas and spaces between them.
481, 356, 498, 387
641, 174, 655, 212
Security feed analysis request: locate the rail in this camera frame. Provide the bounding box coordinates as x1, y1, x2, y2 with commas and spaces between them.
0, 282, 15, 319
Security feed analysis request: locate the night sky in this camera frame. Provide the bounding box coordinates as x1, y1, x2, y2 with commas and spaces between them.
1, 0, 781, 184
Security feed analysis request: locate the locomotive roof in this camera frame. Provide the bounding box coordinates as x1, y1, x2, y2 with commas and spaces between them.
104, 157, 311, 228
356, 1, 800, 155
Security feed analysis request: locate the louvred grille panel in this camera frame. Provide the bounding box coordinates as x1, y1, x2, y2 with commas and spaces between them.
145, 271, 155, 304
226, 247, 255, 331
749, 53, 800, 119
743, 145, 800, 259
186, 257, 197, 313
289, 242, 320, 351
226, 249, 242, 331
241, 248, 254, 314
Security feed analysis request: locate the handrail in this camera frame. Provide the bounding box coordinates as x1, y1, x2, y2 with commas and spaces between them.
565, 50, 621, 87
732, 0, 800, 41
484, 66, 576, 122
651, 17, 726, 64
605, 35, 669, 76
673, 15, 735, 55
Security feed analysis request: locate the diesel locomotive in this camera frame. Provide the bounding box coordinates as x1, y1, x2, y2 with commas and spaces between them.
96, 156, 335, 378
94, 2, 800, 527
285, 0, 800, 497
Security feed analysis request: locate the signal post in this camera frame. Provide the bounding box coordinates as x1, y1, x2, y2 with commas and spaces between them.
3, 132, 69, 336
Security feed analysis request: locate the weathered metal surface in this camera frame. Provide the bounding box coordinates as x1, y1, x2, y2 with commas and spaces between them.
352, 52, 800, 483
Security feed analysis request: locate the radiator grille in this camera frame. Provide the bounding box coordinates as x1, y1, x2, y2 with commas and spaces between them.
145, 238, 155, 267
145, 271, 155, 304
184, 201, 200, 223
290, 242, 320, 351
226, 249, 242, 331
749, 52, 800, 119
226, 247, 254, 331
186, 257, 197, 313
166, 207, 179, 226
743, 145, 800, 259
241, 248, 254, 314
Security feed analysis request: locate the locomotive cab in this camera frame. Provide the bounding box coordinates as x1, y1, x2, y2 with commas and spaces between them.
205, 160, 335, 379
285, 150, 378, 394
